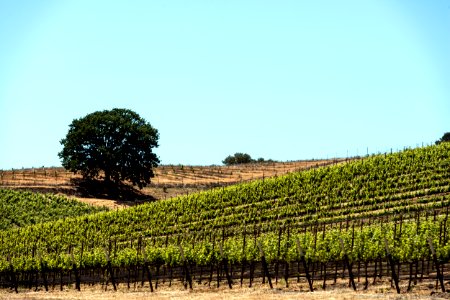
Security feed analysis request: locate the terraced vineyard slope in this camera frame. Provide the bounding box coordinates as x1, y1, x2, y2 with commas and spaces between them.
0, 159, 341, 201
0, 144, 449, 294
0, 189, 108, 230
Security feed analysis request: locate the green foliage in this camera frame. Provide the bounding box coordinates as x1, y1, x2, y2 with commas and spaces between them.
59, 108, 160, 188
436, 132, 450, 145
3, 217, 445, 273
222, 153, 274, 165
1, 143, 450, 273
0, 189, 108, 230
223, 152, 253, 165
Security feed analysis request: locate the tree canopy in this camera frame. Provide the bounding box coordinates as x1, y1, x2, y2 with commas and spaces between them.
58, 108, 160, 189
436, 132, 450, 145
222, 153, 275, 165
223, 153, 253, 165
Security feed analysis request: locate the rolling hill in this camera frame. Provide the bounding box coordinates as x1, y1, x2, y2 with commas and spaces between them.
0, 159, 342, 207
0, 144, 449, 294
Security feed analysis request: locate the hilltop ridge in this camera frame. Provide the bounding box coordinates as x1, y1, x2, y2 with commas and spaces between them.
0, 159, 343, 207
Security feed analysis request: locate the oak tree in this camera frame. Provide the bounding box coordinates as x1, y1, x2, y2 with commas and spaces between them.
59, 108, 160, 188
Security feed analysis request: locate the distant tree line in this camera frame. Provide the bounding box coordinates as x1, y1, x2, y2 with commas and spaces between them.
436, 132, 450, 145
222, 153, 275, 166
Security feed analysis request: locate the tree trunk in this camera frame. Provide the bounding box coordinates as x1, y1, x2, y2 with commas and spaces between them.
104, 170, 111, 183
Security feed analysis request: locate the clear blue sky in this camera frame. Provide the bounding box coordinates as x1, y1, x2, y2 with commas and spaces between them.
0, 0, 449, 169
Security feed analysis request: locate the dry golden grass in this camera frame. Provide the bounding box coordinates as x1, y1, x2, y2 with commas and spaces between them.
0, 160, 346, 209
1, 158, 448, 299
0, 281, 446, 300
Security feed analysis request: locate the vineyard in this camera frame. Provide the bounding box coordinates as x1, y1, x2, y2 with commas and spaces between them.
0, 159, 341, 202
0, 189, 108, 230
1, 144, 450, 295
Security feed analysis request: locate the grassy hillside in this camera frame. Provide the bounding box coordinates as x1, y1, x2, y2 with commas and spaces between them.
0, 159, 340, 202
0, 143, 449, 291
0, 189, 108, 230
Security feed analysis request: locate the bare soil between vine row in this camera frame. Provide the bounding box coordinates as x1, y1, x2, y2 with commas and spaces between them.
0, 160, 345, 209
1, 279, 450, 300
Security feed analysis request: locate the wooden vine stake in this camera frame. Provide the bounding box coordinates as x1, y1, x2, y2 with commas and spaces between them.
296, 238, 313, 292
70, 252, 81, 291
240, 224, 246, 287
257, 241, 273, 289
284, 225, 290, 288
104, 247, 117, 291
38, 252, 48, 292
275, 226, 282, 285
427, 238, 446, 292
179, 245, 193, 290
219, 244, 233, 289
339, 238, 356, 291
7, 255, 18, 293
142, 246, 154, 292
384, 239, 400, 294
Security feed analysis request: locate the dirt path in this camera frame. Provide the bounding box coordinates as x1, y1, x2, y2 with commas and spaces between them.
0, 288, 446, 300
1, 281, 448, 300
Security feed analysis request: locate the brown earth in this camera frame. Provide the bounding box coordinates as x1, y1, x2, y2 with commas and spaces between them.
0, 280, 448, 300
1, 159, 449, 299
0, 159, 347, 209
